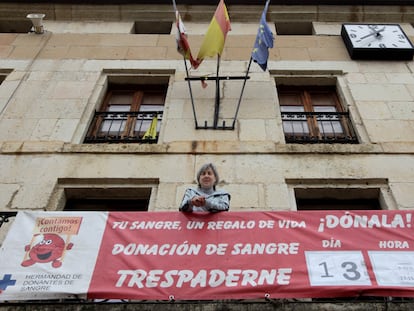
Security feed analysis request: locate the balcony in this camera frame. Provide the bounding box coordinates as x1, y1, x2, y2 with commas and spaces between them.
281, 111, 358, 144
84, 111, 162, 144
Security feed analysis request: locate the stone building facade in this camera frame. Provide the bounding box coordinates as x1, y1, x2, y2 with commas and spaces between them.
0, 0, 414, 310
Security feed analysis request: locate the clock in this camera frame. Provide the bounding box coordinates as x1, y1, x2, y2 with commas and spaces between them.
341, 23, 414, 60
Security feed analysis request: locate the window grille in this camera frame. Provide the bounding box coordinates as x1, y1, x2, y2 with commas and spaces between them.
278, 85, 358, 144
281, 110, 357, 144
84, 111, 162, 144
84, 84, 166, 144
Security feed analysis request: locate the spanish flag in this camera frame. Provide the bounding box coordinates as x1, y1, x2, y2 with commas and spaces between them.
194, 0, 231, 68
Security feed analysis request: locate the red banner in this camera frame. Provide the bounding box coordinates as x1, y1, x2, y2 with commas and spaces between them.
87, 210, 414, 300
0, 210, 413, 301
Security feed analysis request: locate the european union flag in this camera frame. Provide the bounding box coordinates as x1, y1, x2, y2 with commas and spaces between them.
251, 1, 274, 71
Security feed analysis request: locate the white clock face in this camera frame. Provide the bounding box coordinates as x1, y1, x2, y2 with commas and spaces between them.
344, 24, 413, 49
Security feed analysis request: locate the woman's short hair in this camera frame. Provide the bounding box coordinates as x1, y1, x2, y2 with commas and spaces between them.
197, 163, 219, 189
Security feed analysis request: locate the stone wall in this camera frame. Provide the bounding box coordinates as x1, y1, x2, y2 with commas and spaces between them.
0, 20, 414, 219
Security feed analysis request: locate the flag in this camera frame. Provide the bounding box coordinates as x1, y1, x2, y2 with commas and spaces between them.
195, 0, 231, 68
143, 116, 158, 140
175, 10, 198, 68
251, 0, 274, 71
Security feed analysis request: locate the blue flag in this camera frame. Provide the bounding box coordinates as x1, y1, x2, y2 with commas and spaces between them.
251, 1, 274, 71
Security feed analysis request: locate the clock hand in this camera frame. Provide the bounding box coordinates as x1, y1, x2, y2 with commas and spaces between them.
359, 27, 386, 40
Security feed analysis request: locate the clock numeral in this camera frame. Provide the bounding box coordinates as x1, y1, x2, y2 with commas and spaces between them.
379, 43, 386, 48
350, 33, 357, 39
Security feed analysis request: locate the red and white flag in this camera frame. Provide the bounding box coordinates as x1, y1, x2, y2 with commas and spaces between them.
176, 10, 198, 68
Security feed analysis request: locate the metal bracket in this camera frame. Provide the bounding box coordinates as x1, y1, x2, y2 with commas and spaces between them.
0, 212, 17, 228
183, 56, 252, 130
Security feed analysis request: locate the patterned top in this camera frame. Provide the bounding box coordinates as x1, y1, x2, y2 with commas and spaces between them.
179, 187, 230, 212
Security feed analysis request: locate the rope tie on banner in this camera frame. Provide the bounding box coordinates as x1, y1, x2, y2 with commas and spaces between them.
265, 293, 271, 300
169, 294, 175, 302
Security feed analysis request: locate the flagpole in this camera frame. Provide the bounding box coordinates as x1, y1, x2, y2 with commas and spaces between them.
232, 0, 271, 128
184, 55, 199, 129
232, 57, 253, 129
173, 0, 199, 128
264, 0, 271, 12
213, 54, 221, 128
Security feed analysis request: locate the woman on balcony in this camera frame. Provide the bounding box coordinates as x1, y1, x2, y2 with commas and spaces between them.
179, 163, 230, 213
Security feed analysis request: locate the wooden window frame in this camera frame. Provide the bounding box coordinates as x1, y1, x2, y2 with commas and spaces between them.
279, 85, 357, 143
95, 89, 144, 140
85, 84, 166, 143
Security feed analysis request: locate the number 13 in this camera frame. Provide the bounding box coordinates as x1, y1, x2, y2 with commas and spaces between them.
319, 261, 361, 281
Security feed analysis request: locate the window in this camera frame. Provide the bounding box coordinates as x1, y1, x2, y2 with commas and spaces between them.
275, 22, 313, 35
0, 20, 32, 33
84, 84, 166, 143
133, 21, 172, 34
49, 178, 159, 212
295, 188, 381, 211
64, 188, 151, 212
278, 85, 357, 143
287, 179, 396, 211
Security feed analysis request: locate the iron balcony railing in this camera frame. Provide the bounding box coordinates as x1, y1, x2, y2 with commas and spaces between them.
281, 111, 358, 144
0, 211, 17, 228
84, 111, 163, 144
